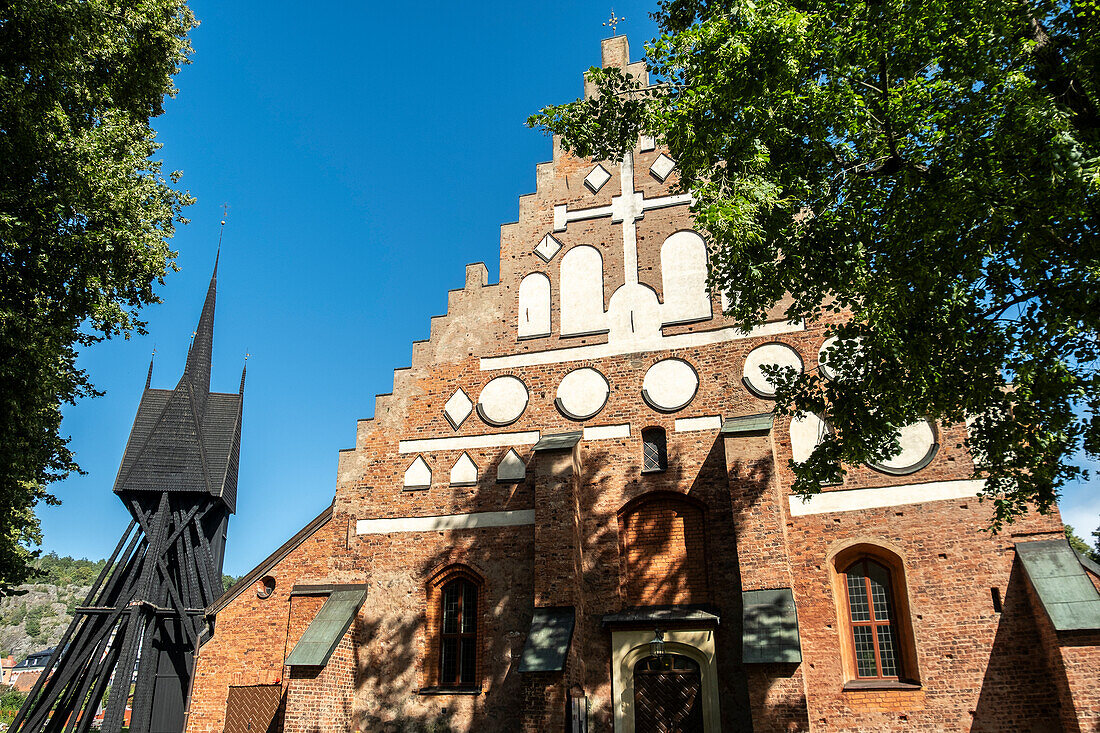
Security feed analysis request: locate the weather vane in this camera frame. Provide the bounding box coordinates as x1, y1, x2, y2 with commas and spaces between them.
218, 202, 230, 247
603, 8, 625, 35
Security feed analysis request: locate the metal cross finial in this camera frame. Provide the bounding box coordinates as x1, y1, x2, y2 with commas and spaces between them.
603, 8, 625, 35
220, 202, 230, 226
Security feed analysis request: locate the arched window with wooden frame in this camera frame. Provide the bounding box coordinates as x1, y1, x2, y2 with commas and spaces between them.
426, 566, 483, 690
832, 544, 919, 686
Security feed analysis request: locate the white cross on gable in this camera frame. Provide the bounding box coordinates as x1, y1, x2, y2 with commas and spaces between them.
552, 151, 699, 346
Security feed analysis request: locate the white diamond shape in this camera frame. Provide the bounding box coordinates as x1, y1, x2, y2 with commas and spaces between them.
584, 164, 611, 193
650, 153, 676, 182
639, 135, 656, 152
534, 233, 563, 262
443, 389, 473, 430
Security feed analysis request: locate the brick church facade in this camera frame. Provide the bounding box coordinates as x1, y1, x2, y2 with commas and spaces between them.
184, 38, 1100, 732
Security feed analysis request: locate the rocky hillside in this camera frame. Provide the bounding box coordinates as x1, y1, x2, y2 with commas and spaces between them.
0, 554, 104, 663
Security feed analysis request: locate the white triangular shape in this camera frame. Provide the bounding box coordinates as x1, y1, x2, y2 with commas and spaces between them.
450, 452, 478, 485
497, 448, 526, 482
443, 389, 473, 430
404, 455, 431, 489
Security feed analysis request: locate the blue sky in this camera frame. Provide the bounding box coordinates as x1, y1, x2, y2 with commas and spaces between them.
42, 1, 1098, 577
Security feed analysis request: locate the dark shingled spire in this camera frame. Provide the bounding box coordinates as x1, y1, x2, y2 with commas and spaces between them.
112, 253, 242, 513
182, 252, 218, 411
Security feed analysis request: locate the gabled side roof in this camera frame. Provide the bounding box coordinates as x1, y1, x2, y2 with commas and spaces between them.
206, 502, 334, 615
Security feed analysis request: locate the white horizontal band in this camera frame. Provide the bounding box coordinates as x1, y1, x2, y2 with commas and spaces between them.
356, 509, 536, 535
788, 479, 985, 517
674, 415, 723, 432
480, 320, 804, 371
583, 424, 631, 440
398, 431, 540, 455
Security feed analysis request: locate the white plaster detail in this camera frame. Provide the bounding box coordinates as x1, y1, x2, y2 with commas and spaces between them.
790, 412, 828, 464
649, 153, 676, 182
817, 335, 864, 380
398, 431, 540, 455
450, 452, 478, 485
518, 272, 551, 339
556, 367, 610, 420
660, 231, 712, 325
442, 389, 473, 430
560, 245, 607, 336
356, 509, 536, 535
720, 291, 737, 313
497, 448, 526, 482
742, 342, 804, 397
639, 135, 656, 152
479, 319, 805, 370
787, 479, 985, 517
585, 163, 612, 193
607, 282, 662, 345
583, 424, 631, 440
403, 455, 431, 489
477, 376, 529, 426
642, 358, 699, 412
875, 420, 937, 472
674, 415, 723, 432
534, 233, 563, 262
611, 629, 720, 733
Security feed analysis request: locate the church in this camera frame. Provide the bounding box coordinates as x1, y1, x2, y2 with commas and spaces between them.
184, 37, 1100, 732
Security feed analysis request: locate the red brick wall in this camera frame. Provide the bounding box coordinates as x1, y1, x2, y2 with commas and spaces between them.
618, 494, 708, 606
186, 37, 1094, 733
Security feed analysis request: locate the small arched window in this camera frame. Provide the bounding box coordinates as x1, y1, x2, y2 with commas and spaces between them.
439, 577, 478, 687
642, 427, 668, 473
841, 558, 904, 680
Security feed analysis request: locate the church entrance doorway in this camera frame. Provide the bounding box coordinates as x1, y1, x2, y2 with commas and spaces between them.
632, 654, 705, 733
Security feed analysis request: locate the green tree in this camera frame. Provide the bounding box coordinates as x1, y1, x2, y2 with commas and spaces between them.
1065, 523, 1100, 562
0, 1, 196, 593
530, 0, 1099, 528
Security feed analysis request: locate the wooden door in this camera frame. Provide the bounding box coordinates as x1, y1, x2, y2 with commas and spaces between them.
633, 654, 705, 733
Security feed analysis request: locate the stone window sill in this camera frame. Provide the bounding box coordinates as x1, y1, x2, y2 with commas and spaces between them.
842, 680, 921, 692
417, 687, 483, 696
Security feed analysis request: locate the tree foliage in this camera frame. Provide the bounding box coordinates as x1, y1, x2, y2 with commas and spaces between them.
530, 0, 1098, 528
0, 1, 196, 593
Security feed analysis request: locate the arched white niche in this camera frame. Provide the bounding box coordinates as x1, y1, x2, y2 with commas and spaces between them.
661, 231, 712, 326
560, 245, 607, 336
518, 272, 551, 339
790, 412, 829, 464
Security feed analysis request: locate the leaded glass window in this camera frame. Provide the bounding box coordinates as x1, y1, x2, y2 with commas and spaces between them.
843, 559, 901, 679
439, 577, 477, 687
642, 427, 667, 472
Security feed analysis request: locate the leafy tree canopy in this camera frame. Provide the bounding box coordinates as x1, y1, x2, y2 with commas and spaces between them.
530, 0, 1099, 529
0, 1, 196, 593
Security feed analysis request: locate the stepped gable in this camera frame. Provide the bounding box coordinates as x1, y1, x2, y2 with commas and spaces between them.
113, 256, 244, 513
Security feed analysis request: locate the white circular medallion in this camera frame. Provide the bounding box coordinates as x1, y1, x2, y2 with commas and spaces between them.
790, 413, 829, 464
742, 342, 804, 397
818, 336, 862, 381
477, 376, 529, 426
871, 420, 938, 474
556, 368, 610, 421
642, 359, 699, 413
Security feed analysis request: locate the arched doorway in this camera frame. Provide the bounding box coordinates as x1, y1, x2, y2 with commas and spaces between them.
632, 654, 705, 733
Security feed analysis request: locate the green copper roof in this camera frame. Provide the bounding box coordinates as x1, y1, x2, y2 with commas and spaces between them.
285, 587, 367, 666
1016, 540, 1100, 632
721, 413, 774, 436
517, 606, 575, 672
533, 431, 583, 452
742, 588, 802, 663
